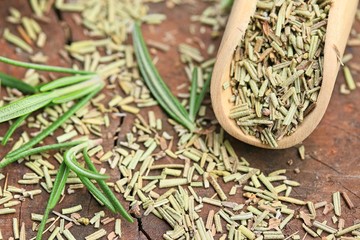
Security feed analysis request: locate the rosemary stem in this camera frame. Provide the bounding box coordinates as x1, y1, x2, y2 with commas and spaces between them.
0, 72, 37, 94
36, 162, 70, 240
84, 150, 134, 223
0, 140, 85, 168
1, 113, 30, 146
194, 72, 211, 117
0, 56, 94, 75
40, 74, 97, 92
51, 77, 102, 98
63, 141, 108, 180
189, 68, 198, 122
6, 86, 102, 158
133, 23, 196, 132
77, 175, 116, 213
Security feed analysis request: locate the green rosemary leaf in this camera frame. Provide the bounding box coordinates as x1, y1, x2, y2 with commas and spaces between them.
0, 76, 99, 124
0, 140, 84, 168
0, 56, 93, 75
220, 0, 234, 10
0, 71, 37, 94
133, 26, 184, 116
132, 23, 196, 131
40, 74, 97, 92
51, 77, 102, 98
134, 44, 184, 125
36, 162, 70, 240
63, 141, 108, 180
0, 92, 55, 124
7, 86, 102, 158
52, 82, 103, 104
1, 113, 29, 146
77, 175, 116, 213
64, 155, 108, 180
189, 67, 198, 121
133, 25, 188, 116
84, 149, 134, 223
194, 71, 211, 118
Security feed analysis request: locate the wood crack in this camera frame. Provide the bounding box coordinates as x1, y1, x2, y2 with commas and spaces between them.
52, 5, 73, 46
308, 154, 342, 175
137, 217, 152, 240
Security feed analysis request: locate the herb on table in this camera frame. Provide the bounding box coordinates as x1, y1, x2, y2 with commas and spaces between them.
36, 162, 70, 240
132, 23, 211, 132
0, 72, 37, 94
0, 57, 133, 240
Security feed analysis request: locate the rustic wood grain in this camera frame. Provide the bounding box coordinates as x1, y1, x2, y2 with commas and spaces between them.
0, 1, 359, 240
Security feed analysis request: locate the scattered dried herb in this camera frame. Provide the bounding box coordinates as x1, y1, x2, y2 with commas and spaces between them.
0, 1, 359, 240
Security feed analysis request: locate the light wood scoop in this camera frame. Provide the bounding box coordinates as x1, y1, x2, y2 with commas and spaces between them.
211, 0, 358, 149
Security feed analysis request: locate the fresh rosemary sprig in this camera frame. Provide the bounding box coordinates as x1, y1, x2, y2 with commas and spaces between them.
0, 57, 133, 240
84, 149, 134, 223
188, 67, 212, 122
132, 23, 211, 131
189, 68, 198, 122
133, 23, 195, 131
0, 57, 103, 158
36, 162, 70, 240
0, 140, 84, 168
34, 140, 134, 240
6, 87, 102, 158
0, 56, 93, 75
0, 72, 37, 94
15, 79, 100, 121
63, 140, 108, 180
39, 74, 97, 91
1, 113, 29, 145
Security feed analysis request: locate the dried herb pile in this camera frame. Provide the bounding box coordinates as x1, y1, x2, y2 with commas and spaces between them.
226, 0, 331, 147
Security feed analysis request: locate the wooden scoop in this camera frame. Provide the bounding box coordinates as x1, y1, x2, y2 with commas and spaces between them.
211, 0, 358, 149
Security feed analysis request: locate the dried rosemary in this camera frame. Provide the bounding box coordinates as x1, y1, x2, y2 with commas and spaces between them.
227, 0, 331, 147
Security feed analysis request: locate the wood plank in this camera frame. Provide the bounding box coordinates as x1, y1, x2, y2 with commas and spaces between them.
0, 1, 359, 239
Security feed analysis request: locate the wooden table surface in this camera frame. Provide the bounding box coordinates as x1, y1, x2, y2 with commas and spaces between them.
0, 1, 359, 240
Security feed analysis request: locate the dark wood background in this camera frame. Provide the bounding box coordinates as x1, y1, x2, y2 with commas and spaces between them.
0, 1, 359, 239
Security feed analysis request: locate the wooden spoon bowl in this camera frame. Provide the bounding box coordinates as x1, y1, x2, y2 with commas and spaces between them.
211, 0, 358, 149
